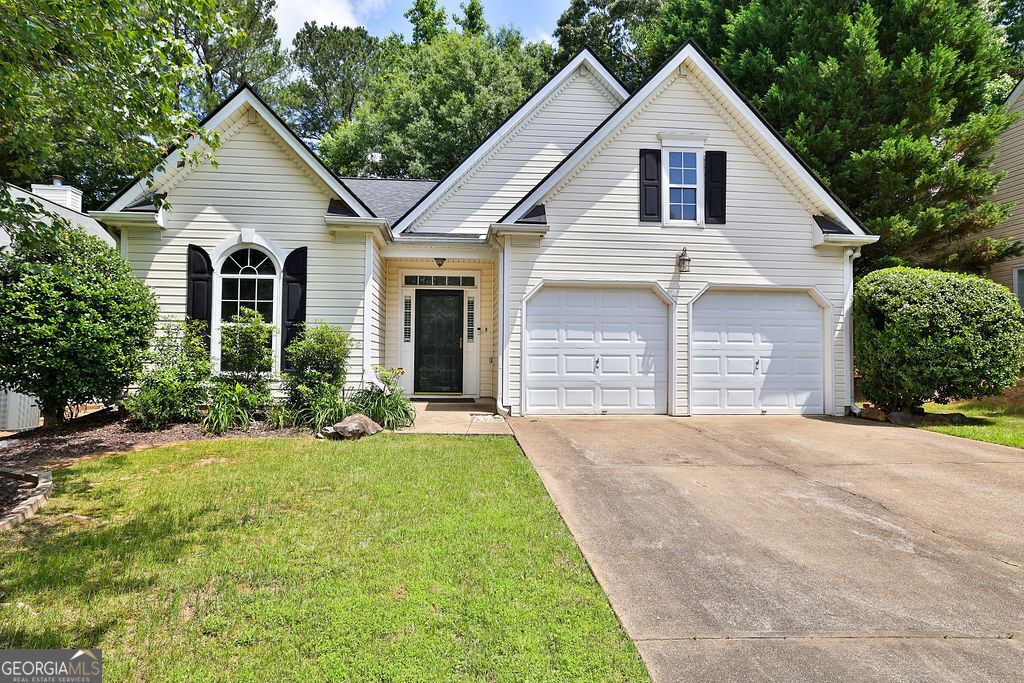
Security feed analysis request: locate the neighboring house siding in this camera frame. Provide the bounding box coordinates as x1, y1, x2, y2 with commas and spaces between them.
980, 92, 1024, 293
121, 120, 370, 383
383, 258, 497, 398
505, 66, 849, 415
409, 71, 619, 235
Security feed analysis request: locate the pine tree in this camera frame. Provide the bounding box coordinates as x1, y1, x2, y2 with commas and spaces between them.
645, 0, 1021, 273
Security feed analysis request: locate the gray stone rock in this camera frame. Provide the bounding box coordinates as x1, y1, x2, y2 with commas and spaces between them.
332, 414, 383, 440
921, 412, 969, 427
317, 426, 337, 440
887, 411, 917, 426
860, 406, 887, 422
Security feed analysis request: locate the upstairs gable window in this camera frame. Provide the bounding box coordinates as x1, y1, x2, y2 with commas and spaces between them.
665, 150, 700, 223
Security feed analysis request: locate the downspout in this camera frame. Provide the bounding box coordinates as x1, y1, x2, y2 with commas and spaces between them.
362, 233, 374, 382
844, 247, 861, 415
496, 235, 512, 415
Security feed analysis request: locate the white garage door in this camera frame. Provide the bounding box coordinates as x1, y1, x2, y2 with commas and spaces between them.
691, 290, 824, 414
525, 286, 669, 414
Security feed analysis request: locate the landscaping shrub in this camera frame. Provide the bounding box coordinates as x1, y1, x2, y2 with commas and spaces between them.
352, 367, 416, 430
219, 307, 274, 405
854, 267, 1024, 411
124, 321, 212, 430
282, 322, 353, 429
0, 221, 157, 425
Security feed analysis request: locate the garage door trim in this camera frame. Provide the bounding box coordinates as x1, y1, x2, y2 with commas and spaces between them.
521, 280, 677, 416
687, 283, 834, 415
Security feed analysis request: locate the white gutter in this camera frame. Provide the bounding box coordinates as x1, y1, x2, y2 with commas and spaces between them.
488, 222, 548, 240
814, 233, 879, 248
324, 215, 392, 244
90, 210, 165, 230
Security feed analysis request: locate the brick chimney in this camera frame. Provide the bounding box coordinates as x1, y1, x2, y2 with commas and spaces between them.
31, 175, 83, 213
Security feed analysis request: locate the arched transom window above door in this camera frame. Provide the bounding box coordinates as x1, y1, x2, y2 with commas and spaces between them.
220, 247, 276, 322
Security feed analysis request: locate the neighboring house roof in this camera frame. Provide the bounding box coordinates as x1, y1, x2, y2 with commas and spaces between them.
2, 184, 115, 247
341, 178, 438, 225
100, 84, 374, 218
502, 40, 869, 235
390, 47, 630, 236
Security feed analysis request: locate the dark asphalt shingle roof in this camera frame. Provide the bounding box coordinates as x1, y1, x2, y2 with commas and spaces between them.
340, 177, 438, 225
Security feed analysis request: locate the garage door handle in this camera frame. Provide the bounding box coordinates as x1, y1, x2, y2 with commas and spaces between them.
595, 357, 600, 369
755, 358, 760, 370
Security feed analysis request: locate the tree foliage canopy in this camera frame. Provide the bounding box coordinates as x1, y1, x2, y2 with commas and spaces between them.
0, 223, 158, 425
319, 27, 553, 179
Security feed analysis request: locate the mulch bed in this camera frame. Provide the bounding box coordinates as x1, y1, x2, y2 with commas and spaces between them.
0, 408, 310, 518
0, 476, 33, 516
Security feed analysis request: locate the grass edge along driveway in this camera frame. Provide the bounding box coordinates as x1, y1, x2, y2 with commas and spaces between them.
0, 434, 647, 682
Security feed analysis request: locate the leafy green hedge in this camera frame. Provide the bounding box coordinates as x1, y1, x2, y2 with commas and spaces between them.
854, 267, 1024, 411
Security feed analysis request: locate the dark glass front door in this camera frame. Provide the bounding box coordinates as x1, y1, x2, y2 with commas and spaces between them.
414, 290, 464, 393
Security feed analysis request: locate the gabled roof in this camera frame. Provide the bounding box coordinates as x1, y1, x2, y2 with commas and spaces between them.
502, 40, 868, 235
100, 84, 373, 218
390, 47, 629, 237
342, 177, 438, 225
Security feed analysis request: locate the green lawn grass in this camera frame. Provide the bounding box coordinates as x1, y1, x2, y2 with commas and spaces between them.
924, 383, 1024, 449
0, 435, 647, 681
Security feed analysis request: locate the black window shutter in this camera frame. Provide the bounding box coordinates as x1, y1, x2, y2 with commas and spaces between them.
281, 247, 308, 371
185, 245, 213, 348
705, 150, 727, 224
639, 149, 661, 222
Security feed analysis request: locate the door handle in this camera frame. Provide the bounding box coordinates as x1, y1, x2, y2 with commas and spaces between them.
459, 337, 463, 349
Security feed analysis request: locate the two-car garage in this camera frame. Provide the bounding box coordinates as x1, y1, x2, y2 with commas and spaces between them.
522, 284, 828, 416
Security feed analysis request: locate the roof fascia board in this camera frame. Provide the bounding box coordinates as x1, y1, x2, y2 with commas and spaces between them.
90, 210, 164, 229
488, 222, 548, 239
106, 88, 374, 218
814, 233, 880, 247
390, 48, 628, 237
503, 43, 866, 235
324, 215, 392, 244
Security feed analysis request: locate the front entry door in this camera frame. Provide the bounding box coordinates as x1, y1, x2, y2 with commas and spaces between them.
414, 290, 464, 394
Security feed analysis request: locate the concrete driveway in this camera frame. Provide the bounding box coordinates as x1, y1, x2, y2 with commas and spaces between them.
510, 416, 1024, 681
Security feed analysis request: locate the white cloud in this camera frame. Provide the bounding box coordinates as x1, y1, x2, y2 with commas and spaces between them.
273, 0, 390, 44
535, 31, 554, 46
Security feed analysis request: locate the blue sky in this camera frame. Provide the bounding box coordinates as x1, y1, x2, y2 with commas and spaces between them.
272, 0, 569, 48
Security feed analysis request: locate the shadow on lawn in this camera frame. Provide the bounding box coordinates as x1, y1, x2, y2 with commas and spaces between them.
0, 462, 233, 648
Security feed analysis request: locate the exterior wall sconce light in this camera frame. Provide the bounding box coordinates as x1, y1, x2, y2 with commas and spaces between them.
434, 257, 447, 268
677, 248, 691, 273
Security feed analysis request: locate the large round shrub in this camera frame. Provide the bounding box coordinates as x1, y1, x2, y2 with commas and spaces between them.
854, 267, 1024, 411
0, 221, 157, 425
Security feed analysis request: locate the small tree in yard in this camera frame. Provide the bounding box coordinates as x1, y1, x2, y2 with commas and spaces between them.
0, 222, 157, 426
854, 268, 1024, 412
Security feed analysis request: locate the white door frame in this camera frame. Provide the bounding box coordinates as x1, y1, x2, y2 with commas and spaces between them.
687, 283, 836, 416
520, 280, 677, 417
398, 268, 482, 398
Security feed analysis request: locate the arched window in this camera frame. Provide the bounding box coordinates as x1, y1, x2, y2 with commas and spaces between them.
220, 248, 276, 323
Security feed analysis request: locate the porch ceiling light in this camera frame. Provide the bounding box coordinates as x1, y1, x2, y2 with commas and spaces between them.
434, 257, 447, 268
677, 248, 691, 273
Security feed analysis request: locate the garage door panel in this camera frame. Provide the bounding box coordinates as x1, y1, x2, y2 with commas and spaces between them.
526, 286, 669, 414
692, 290, 824, 415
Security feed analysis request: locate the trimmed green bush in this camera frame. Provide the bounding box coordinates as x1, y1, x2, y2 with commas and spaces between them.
283, 322, 352, 414
124, 321, 212, 430
0, 221, 157, 426
352, 367, 416, 430
219, 307, 274, 402
854, 267, 1024, 411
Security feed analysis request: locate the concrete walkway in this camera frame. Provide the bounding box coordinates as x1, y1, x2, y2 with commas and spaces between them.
397, 399, 512, 435
510, 415, 1024, 681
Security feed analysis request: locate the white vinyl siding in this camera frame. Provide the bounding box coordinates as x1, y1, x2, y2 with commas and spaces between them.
505, 64, 849, 416
409, 72, 619, 235
120, 118, 370, 386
